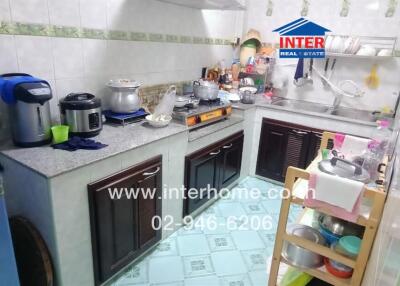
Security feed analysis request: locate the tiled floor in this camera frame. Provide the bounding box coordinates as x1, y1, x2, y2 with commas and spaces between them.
111, 177, 303, 286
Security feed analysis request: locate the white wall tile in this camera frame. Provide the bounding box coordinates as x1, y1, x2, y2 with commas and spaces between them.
10, 0, 49, 24
0, 0, 11, 21
52, 38, 84, 79
0, 35, 18, 74
79, 0, 107, 29
82, 39, 108, 76
15, 36, 54, 79
48, 0, 81, 27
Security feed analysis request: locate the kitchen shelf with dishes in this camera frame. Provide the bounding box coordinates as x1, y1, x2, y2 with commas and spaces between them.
325, 35, 397, 59
268, 132, 387, 286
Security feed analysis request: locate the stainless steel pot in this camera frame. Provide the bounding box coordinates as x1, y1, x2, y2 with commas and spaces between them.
106, 79, 141, 113
193, 80, 219, 100
282, 224, 326, 268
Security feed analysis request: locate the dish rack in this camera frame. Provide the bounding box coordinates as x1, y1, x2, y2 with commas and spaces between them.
325, 35, 397, 59
268, 131, 387, 286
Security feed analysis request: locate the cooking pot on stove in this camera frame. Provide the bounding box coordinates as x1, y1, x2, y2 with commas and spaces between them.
318, 157, 370, 183
106, 79, 141, 113
193, 80, 219, 101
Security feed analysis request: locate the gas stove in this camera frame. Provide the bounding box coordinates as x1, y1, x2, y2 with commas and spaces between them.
172, 97, 232, 129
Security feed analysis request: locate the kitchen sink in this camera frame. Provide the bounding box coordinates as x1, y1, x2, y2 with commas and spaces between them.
272, 99, 330, 113
330, 107, 376, 122
271, 98, 376, 123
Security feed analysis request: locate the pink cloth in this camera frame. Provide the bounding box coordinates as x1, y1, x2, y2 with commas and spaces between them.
334, 133, 345, 149
305, 173, 363, 223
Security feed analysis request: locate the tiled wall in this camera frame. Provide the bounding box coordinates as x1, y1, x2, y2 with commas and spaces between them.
0, 0, 244, 141
244, 0, 400, 111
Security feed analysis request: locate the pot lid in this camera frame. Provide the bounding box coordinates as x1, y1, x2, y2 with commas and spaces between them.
338, 236, 361, 256
318, 157, 370, 183
107, 79, 141, 88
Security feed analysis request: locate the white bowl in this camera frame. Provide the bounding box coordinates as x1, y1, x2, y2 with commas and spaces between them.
146, 114, 172, 128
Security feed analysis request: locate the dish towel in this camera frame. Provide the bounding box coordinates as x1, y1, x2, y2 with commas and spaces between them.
52, 136, 107, 152
304, 171, 364, 222
334, 133, 370, 159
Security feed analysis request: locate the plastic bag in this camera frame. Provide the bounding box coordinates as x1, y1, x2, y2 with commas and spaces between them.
153, 85, 176, 117
280, 267, 313, 286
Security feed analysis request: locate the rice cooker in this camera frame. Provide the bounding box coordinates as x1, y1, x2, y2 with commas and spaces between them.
60, 93, 102, 137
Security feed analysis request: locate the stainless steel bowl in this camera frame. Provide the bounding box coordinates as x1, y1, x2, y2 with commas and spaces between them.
282, 224, 326, 269
319, 214, 364, 237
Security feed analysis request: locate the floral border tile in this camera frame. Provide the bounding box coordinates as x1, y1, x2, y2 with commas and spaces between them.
0, 20, 231, 46
166, 34, 179, 43
179, 35, 192, 44
108, 30, 129, 41
130, 32, 148, 41
14, 22, 49, 36
81, 28, 105, 40
149, 33, 164, 42
0, 21, 13, 34
50, 25, 80, 38
193, 36, 204, 44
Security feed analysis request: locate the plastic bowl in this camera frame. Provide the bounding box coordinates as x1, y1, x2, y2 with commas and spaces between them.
146, 114, 172, 128
324, 257, 353, 278
51, 125, 69, 144
318, 225, 341, 246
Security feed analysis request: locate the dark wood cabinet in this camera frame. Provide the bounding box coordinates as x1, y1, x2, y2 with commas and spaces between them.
88, 156, 162, 286
256, 119, 331, 182
184, 131, 244, 215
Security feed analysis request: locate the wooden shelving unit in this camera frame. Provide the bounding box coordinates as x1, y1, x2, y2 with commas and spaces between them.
268, 131, 387, 286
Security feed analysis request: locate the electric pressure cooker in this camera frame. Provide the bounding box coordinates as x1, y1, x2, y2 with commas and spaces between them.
0, 73, 52, 147
60, 93, 102, 137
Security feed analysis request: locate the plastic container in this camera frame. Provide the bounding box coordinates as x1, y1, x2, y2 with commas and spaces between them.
51, 125, 69, 144
324, 257, 353, 278
319, 225, 341, 245
335, 235, 361, 259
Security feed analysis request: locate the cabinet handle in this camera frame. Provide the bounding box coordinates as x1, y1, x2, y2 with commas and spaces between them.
223, 143, 233, 149
143, 166, 160, 176
209, 149, 221, 156
291, 129, 308, 135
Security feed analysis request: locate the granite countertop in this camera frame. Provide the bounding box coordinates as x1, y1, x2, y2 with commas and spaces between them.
0, 121, 188, 178
232, 94, 377, 127
188, 116, 244, 142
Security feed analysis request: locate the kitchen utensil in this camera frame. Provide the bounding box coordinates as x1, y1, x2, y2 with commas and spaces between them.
145, 114, 172, 128
377, 49, 392, 57
331, 36, 345, 53
282, 224, 326, 268
0, 73, 52, 147
318, 214, 364, 237
356, 45, 376, 56
336, 235, 361, 258
175, 95, 189, 108
240, 89, 256, 104
60, 93, 102, 137
324, 257, 353, 278
240, 77, 255, 87
318, 157, 371, 182
365, 64, 380, 89
193, 80, 219, 100
106, 79, 141, 113
51, 125, 69, 144
318, 224, 341, 245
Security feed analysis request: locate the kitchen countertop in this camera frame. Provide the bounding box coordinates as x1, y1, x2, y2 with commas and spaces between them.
232, 94, 378, 127
0, 121, 188, 178
188, 116, 244, 142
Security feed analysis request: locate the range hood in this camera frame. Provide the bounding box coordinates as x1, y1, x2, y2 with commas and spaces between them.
156, 0, 246, 10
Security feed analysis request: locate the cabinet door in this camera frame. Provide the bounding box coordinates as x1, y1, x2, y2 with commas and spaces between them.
88, 156, 162, 285
136, 163, 162, 250
185, 146, 221, 215
219, 133, 244, 188
256, 122, 289, 181
282, 129, 310, 180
